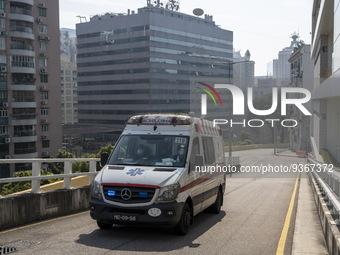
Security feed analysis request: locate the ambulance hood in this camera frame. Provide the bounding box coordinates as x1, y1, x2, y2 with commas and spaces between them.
99, 165, 183, 188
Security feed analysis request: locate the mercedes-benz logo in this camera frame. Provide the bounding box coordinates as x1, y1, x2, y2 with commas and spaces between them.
121, 188, 132, 200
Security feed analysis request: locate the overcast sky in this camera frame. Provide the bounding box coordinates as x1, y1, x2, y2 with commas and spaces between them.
59, 0, 312, 76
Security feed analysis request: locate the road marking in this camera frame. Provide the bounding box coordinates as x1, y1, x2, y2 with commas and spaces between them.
0, 210, 89, 235
276, 173, 300, 255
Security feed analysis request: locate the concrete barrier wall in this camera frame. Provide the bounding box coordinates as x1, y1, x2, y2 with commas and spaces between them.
309, 174, 340, 255
0, 186, 90, 231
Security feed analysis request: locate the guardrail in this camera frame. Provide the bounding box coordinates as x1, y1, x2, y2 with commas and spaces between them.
307, 156, 340, 223
307, 155, 340, 255
0, 158, 100, 194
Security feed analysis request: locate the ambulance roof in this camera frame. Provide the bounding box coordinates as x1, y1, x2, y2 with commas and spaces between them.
126, 114, 222, 136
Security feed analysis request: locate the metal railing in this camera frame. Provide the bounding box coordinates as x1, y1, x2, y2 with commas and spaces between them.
0, 158, 100, 193
307, 155, 340, 223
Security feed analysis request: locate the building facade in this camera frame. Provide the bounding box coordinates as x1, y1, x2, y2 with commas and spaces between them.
311, 0, 340, 162
76, 5, 233, 130
0, 0, 62, 176
288, 43, 313, 152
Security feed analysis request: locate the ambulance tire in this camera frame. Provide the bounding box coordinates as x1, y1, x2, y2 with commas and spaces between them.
97, 221, 112, 230
174, 202, 191, 235
208, 189, 223, 214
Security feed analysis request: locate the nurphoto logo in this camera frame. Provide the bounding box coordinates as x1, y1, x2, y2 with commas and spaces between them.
198, 83, 311, 128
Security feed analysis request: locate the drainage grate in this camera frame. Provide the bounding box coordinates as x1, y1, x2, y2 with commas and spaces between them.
0, 240, 40, 254
0, 246, 17, 255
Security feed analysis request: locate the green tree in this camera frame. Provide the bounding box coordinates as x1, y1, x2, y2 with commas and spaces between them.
48, 149, 74, 174
0, 170, 61, 196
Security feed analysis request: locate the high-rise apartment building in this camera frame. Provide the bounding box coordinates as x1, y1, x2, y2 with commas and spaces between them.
311, 0, 340, 162
76, 5, 233, 130
273, 33, 299, 87
60, 54, 77, 124
0, 0, 61, 176
60, 28, 77, 125
233, 50, 254, 92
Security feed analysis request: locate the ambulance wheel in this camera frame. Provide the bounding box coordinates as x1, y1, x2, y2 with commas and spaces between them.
174, 202, 191, 235
97, 221, 112, 229
209, 189, 223, 214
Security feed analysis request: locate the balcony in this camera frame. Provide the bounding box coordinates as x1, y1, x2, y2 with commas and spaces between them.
10, 61, 35, 74
12, 74, 35, 86
9, 0, 34, 5
12, 152, 38, 159
14, 146, 37, 155
9, 26, 34, 40
10, 43, 34, 51
12, 135, 37, 143
0, 81, 7, 89
10, 7, 32, 16
10, 44, 35, 57
12, 113, 36, 120
11, 118, 37, 126
12, 96, 35, 102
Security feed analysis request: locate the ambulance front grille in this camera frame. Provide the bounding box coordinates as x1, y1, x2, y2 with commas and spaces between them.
103, 186, 155, 203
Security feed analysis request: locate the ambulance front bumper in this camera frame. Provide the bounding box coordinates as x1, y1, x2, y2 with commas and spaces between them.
90, 199, 184, 227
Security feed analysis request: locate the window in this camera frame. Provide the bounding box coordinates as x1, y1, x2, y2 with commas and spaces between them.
0, 90, 7, 99
39, 41, 47, 50
42, 140, 49, 148
40, 91, 48, 99
202, 137, 215, 165
41, 108, 48, 116
0, 54, 6, 64
108, 135, 189, 167
38, 24, 47, 34
11, 56, 34, 68
0, 0, 4, 11
40, 74, 48, 83
38, 7, 46, 17
39, 58, 47, 67
0, 109, 8, 117
41, 124, 48, 132
0, 37, 5, 50
0, 126, 8, 135
0, 18, 5, 29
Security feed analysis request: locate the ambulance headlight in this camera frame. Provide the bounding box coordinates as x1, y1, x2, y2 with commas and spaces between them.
91, 180, 103, 200
156, 184, 180, 202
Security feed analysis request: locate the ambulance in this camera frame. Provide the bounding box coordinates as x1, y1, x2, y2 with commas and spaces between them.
90, 113, 226, 235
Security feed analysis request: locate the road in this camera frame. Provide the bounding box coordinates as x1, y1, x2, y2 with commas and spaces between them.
0, 149, 307, 255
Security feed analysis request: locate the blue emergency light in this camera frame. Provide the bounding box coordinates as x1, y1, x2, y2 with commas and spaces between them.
139, 192, 148, 198
107, 190, 116, 197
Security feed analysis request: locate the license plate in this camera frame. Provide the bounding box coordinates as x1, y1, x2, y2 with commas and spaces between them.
113, 214, 137, 221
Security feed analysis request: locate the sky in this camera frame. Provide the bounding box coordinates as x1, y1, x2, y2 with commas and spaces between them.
59, 0, 312, 76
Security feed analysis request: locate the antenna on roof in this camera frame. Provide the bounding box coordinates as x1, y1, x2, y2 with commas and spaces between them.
166, 0, 180, 11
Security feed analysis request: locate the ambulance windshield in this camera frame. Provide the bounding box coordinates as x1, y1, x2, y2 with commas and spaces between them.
108, 135, 189, 167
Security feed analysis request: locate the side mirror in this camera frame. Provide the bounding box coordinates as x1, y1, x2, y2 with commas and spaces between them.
100, 152, 109, 167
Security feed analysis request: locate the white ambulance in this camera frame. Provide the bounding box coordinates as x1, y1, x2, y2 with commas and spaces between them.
90, 113, 226, 235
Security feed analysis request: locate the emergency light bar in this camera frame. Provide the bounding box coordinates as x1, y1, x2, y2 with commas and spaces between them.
127, 114, 192, 125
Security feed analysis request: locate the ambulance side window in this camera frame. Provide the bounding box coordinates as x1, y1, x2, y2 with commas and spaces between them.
202, 136, 215, 164
191, 137, 200, 157
189, 137, 200, 173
